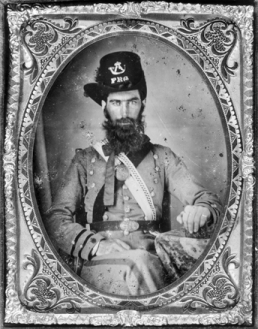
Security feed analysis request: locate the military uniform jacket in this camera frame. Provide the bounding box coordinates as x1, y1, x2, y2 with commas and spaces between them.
46, 141, 222, 261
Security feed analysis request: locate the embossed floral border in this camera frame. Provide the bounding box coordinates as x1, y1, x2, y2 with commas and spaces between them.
1, 1, 257, 328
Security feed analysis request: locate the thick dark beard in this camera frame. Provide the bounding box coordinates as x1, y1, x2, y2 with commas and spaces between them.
102, 105, 146, 155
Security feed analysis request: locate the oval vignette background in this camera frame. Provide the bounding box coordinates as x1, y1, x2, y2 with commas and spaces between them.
34, 33, 229, 234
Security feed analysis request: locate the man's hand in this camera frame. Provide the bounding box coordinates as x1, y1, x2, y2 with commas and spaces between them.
96, 239, 131, 256
176, 205, 211, 234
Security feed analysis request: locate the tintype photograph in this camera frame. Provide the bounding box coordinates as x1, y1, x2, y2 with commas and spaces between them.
1, 0, 256, 327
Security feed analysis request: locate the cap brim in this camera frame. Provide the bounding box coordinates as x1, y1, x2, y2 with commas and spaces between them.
84, 83, 104, 106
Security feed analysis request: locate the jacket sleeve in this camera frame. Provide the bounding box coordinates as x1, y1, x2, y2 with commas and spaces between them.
164, 147, 222, 228
45, 151, 104, 260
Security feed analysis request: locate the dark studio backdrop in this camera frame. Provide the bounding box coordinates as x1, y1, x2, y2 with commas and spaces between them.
34, 33, 229, 231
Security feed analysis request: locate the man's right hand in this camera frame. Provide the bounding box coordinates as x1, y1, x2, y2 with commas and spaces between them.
96, 239, 131, 256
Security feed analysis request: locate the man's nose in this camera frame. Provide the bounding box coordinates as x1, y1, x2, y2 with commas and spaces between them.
121, 101, 129, 118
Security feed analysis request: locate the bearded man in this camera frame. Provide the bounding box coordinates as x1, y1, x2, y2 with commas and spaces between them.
46, 52, 222, 296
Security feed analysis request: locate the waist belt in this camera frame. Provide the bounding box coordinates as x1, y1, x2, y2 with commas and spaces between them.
90, 220, 159, 235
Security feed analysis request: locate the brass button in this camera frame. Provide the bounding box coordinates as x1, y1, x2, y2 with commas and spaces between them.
153, 154, 158, 160
153, 178, 158, 184
103, 213, 108, 220
123, 184, 128, 190
91, 158, 96, 163
124, 206, 130, 213
151, 191, 155, 197
91, 183, 95, 188
123, 196, 129, 201
89, 170, 94, 175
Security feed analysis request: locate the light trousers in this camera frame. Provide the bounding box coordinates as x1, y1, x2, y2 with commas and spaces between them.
80, 249, 167, 296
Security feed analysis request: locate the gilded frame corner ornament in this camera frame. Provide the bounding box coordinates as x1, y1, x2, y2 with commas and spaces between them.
3, 1, 254, 326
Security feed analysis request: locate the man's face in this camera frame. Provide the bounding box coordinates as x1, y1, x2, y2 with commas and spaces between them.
101, 90, 145, 125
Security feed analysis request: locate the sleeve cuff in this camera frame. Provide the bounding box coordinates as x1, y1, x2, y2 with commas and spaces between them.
193, 203, 221, 237
194, 202, 220, 223
79, 232, 105, 261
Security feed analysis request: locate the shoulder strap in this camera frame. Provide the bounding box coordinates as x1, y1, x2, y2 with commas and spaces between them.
93, 141, 156, 221
117, 153, 156, 221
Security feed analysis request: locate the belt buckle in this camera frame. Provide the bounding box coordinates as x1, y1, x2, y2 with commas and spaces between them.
120, 220, 139, 236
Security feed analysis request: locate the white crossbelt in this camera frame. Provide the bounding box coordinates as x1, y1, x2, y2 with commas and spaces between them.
93, 141, 156, 221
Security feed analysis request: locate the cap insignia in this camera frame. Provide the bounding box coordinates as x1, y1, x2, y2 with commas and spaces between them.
108, 61, 126, 75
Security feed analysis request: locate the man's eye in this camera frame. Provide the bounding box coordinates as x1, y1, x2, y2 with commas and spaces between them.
111, 101, 120, 106
130, 100, 138, 105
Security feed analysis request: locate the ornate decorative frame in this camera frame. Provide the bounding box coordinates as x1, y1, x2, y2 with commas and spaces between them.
2, 1, 256, 327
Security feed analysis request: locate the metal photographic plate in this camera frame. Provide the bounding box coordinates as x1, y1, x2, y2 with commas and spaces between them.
1, 1, 256, 327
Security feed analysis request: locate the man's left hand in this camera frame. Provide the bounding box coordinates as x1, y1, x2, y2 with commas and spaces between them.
176, 205, 211, 234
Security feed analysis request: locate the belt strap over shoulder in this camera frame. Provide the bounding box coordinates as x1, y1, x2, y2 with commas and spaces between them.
93, 141, 156, 221
117, 152, 156, 221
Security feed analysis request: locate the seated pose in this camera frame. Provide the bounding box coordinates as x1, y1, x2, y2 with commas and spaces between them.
46, 52, 222, 296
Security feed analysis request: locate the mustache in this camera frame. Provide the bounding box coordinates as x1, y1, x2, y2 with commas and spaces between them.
115, 118, 135, 128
